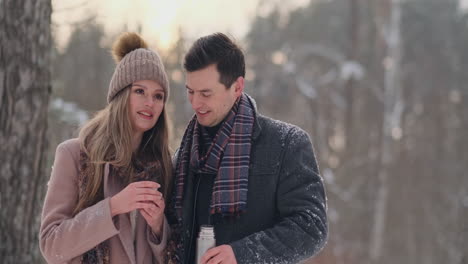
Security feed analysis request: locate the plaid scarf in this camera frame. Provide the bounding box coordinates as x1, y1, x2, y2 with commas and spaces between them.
175, 93, 254, 217
165, 93, 255, 263
78, 151, 160, 264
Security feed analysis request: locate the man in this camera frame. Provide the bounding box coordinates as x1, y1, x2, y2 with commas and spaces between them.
167, 33, 328, 264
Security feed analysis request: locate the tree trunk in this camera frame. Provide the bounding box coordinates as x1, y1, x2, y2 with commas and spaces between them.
0, 0, 52, 263
344, 0, 359, 149
369, 0, 402, 263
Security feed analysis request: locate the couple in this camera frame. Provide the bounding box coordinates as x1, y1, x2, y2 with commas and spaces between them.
39, 32, 328, 264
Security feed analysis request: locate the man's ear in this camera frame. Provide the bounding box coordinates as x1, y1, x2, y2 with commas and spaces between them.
233, 76, 244, 96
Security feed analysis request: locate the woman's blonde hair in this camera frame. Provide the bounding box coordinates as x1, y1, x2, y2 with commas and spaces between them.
73, 87, 172, 215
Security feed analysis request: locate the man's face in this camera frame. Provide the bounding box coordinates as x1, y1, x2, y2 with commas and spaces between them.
186, 64, 243, 127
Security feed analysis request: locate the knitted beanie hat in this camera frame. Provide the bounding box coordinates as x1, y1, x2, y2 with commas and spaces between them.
107, 32, 169, 103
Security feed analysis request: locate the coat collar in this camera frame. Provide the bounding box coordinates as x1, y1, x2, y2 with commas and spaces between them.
245, 93, 262, 141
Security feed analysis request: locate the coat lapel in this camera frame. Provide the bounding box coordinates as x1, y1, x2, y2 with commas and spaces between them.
135, 212, 151, 263
104, 163, 136, 264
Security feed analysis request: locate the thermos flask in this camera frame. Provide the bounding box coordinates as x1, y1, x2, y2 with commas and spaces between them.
196, 225, 216, 264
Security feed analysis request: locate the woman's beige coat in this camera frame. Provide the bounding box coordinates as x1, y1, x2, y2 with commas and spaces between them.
39, 139, 169, 264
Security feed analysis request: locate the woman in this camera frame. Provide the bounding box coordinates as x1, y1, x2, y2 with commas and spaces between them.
40, 32, 172, 264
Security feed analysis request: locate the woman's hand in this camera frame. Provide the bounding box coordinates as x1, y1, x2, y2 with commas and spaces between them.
139, 193, 165, 237
109, 181, 162, 217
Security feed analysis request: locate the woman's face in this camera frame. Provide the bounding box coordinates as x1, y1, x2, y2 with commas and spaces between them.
128, 80, 165, 135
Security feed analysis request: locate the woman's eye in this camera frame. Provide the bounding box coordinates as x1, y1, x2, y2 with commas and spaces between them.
135, 89, 144, 94
155, 94, 164, 100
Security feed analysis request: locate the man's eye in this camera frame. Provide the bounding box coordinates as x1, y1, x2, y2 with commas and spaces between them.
202, 93, 211, 97
187, 90, 194, 94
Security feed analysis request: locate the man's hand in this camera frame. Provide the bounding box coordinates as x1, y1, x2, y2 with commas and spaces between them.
200, 245, 237, 264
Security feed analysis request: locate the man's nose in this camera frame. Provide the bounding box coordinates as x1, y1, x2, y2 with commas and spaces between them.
191, 94, 202, 110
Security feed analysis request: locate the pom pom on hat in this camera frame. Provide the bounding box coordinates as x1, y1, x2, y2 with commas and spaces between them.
112, 32, 148, 63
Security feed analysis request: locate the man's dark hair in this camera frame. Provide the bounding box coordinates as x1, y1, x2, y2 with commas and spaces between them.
183, 33, 245, 88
